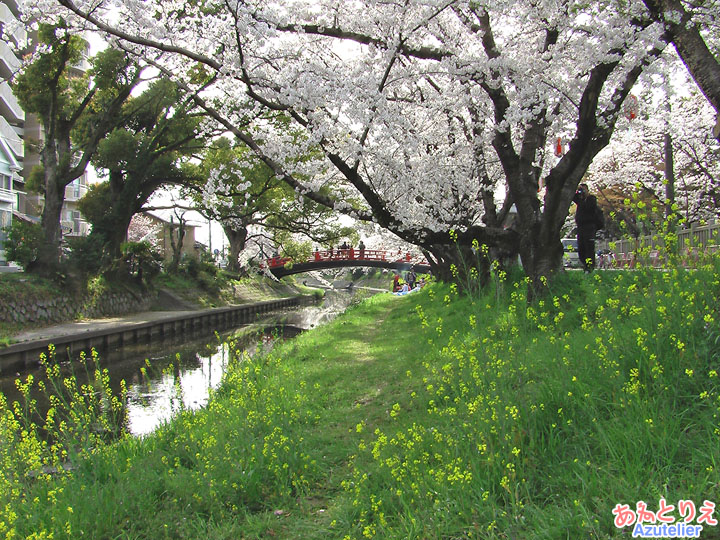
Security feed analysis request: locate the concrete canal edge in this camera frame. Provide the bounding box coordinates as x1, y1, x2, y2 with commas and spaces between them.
0, 295, 315, 375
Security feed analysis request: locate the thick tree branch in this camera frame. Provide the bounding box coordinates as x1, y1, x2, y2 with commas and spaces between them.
642, 0, 720, 134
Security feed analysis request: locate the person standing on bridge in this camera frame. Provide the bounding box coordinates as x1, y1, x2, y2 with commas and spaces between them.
358, 240, 366, 259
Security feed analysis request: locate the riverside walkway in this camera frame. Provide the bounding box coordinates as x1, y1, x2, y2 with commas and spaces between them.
0, 296, 311, 375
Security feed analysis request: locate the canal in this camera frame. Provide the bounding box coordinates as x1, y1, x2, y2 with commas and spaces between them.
0, 289, 361, 437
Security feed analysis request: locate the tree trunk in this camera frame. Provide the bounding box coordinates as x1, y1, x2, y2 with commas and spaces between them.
517, 227, 564, 300
503, 178, 564, 300
425, 241, 491, 293
104, 211, 136, 281
168, 216, 186, 272
27, 124, 84, 276
83, 191, 138, 269
643, 0, 720, 141
103, 200, 139, 263
223, 225, 248, 273
29, 173, 65, 276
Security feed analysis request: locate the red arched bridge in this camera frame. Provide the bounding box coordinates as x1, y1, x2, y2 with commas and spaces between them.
261, 249, 432, 277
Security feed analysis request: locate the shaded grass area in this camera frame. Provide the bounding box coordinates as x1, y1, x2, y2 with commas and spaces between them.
0, 272, 65, 301
1, 262, 720, 539
153, 272, 314, 308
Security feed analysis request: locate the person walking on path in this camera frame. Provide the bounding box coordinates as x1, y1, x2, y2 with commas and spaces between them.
572, 183, 604, 272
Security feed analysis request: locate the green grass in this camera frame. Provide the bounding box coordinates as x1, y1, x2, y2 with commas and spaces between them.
0, 272, 64, 300
0, 273, 66, 315
1, 261, 719, 539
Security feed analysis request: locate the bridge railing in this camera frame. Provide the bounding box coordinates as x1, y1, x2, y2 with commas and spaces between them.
261, 249, 429, 269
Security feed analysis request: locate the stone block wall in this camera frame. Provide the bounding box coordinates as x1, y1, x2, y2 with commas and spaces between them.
0, 290, 157, 325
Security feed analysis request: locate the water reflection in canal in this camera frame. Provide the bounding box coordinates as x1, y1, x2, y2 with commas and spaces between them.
120, 324, 305, 436
0, 289, 359, 437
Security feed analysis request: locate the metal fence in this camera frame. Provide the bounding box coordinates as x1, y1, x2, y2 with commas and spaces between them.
594, 221, 720, 268
597, 221, 720, 255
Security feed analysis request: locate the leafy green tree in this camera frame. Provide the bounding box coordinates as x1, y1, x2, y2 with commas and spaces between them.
78, 78, 209, 270
12, 23, 143, 275
120, 241, 161, 286
1, 221, 44, 270
186, 138, 354, 272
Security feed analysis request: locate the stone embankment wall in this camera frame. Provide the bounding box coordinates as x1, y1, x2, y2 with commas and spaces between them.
0, 291, 156, 325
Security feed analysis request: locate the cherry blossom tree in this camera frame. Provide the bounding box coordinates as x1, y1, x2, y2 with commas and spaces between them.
641, 0, 720, 140
586, 66, 719, 227
126, 213, 161, 252
29, 0, 672, 293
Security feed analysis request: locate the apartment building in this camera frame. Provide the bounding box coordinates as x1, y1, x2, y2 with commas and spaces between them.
0, 0, 90, 265
0, 0, 24, 264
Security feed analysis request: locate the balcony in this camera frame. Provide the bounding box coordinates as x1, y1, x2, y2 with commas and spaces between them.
1, 0, 20, 18
61, 219, 89, 237
0, 187, 13, 204
0, 3, 25, 45
0, 81, 23, 123
64, 183, 88, 201
0, 41, 20, 81
0, 115, 22, 159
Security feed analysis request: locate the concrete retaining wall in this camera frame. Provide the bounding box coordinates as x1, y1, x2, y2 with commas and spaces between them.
0, 290, 156, 325
0, 296, 312, 375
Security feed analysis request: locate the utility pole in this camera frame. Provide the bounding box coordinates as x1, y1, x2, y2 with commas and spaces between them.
208, 217, 212, 257
663, 70, 675, 218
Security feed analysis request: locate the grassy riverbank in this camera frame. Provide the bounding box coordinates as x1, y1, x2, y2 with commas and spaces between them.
1, 262, 719, 539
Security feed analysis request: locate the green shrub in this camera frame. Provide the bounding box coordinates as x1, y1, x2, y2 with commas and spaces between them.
180, 256, 221, 294
182, 255, 218, 279
120, 241, 162, 285
1, 220, 43, 269
64, 234, 106, 276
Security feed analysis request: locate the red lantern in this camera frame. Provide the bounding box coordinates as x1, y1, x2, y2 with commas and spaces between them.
624, 94, 638, 121
555, 137, 563, 157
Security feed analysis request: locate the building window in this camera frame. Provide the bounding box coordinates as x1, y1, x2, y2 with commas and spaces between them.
0, 174, 11, 191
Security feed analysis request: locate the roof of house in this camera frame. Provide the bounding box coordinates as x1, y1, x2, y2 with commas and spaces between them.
140, 210, 199, 229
